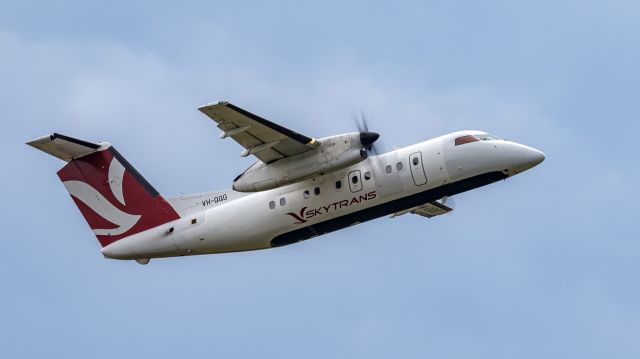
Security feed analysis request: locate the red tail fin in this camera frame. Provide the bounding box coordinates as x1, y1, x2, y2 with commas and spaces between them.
56, 146, 180, 247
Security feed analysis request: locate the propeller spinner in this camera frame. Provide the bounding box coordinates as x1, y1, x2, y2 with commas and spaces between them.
355, 110, 380, 156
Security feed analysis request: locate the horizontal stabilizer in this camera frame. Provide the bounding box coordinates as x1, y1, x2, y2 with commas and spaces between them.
26, 133, 102, 162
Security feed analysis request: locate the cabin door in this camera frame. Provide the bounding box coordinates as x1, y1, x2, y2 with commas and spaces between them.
409, 152, 427, 186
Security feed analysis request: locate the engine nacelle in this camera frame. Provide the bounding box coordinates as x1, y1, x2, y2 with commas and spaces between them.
233, 133, 366, 192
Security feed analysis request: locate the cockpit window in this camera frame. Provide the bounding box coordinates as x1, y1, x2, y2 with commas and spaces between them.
454, 135, 480, 146
475, 133, 500, 141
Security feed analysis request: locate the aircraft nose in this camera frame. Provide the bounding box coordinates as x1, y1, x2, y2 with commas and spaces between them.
510, 143, 545, 173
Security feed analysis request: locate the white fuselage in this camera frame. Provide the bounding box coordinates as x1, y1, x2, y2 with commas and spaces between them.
101, 131, 544, 260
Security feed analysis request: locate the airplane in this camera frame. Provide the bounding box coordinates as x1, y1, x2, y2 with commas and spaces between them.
27, 101, 544, 265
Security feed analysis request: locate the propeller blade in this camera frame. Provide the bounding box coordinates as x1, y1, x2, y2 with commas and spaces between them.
354, 109, 370, 133
360, 109, 369, 132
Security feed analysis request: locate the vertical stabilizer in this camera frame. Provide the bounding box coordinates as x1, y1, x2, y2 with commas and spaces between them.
28, 134, 181, 247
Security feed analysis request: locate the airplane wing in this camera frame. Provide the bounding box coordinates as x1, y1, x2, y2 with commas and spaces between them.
199, 101, 318, 163
390, 201, 453, 218
409, 201, 453, 218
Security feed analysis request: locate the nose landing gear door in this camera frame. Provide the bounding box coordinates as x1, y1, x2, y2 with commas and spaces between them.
409, 152, 427, 186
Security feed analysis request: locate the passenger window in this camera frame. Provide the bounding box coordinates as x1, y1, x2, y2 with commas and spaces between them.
351, 175, 359, 184
280, 197, 286, 206
303, 190, 310, 199
314, 187, 320, 195
364, 171, 371, 180
386, 165, 392, 174
412, 157, 419, 166
269, 201, 275, 209
455, 135, 480, 146
335, 180, 342, 189
396, 162, 403, 171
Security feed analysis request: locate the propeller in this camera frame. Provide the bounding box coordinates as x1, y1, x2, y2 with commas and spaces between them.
355, 110, 380, 156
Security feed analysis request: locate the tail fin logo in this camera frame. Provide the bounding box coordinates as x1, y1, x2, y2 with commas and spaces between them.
63, 157, 141, 236
108, 154, 127, 206
56, 146, 180, 247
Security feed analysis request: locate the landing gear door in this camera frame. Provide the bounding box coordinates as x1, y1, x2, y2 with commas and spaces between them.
409, 152, 427, 186
348, 170, 363, 192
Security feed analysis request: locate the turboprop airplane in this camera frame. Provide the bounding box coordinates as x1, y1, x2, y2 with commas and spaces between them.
27, 101, 544, 264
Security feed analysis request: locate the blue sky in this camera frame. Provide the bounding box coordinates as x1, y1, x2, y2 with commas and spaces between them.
1, 1, 639, 358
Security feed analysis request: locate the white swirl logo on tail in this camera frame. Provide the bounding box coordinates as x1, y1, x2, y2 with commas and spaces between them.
108, 155, 127, 206
63, 157, 141, 236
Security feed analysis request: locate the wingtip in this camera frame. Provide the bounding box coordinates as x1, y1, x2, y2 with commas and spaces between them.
25, 134, 54, 147
198, 100, 229, 111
